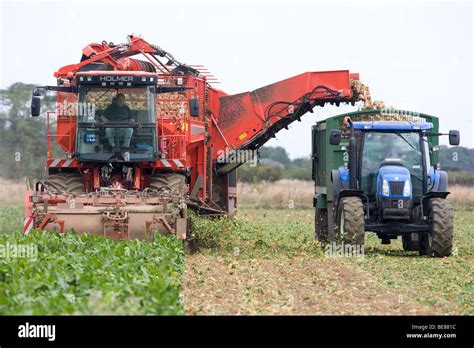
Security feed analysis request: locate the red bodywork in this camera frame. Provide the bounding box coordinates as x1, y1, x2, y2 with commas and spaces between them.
25, 35, 361, 236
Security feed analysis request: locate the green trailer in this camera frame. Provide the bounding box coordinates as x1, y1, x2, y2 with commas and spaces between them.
311, 109, 459, 257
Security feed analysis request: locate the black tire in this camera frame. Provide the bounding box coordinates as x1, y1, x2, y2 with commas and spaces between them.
419, 198, 454, 257
402, 233, 419, 251
315, 208, 329, 243
149, 173, 185, 195
46, 173, 85, 193
335, 197, 365, 246
64, 173, 86, 193
46, 173, 67, 192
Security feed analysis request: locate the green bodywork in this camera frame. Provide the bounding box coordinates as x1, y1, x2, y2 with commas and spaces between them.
311, 109, 440, 209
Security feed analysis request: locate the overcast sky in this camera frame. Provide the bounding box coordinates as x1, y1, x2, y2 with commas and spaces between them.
1, 0, 472, 158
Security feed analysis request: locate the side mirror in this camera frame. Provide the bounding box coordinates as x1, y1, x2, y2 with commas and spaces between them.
449, 130, 460, 146
190, 97, 199, 117
31, 90, 41, 117
329, 129, 341, 145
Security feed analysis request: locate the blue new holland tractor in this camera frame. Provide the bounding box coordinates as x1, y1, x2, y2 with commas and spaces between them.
312, 109, 460, 257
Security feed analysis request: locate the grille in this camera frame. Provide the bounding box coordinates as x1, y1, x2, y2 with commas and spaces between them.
389, 181, 404, 196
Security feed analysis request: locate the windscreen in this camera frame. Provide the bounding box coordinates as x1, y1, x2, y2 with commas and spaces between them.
360, 131, 423, 196
76, 87, 157, 161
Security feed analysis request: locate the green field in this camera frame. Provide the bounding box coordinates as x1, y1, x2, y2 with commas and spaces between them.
0, 204, 472, 315
0, 205, 184, 315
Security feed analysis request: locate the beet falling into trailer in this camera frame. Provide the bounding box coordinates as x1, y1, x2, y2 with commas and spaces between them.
25, 34, 365, 239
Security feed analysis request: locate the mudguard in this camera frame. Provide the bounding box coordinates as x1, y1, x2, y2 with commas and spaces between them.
428, 167, 448, 192
331, 167, 349, 203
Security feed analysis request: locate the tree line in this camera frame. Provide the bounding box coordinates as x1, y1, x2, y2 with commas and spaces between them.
0, 83, 472, 183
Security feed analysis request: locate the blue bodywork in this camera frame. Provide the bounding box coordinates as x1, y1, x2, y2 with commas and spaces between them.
339, 160, 444, 197
427, 166, 448, 192
377, 165, 412, 198
337, 121, 445, 198
338, 166, 349, 183
427, 167, 439, 191
352, 121, 433, 131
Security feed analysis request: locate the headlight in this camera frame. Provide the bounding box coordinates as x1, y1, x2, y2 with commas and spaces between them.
403, 180, 411, 197
382, 179, 390, 196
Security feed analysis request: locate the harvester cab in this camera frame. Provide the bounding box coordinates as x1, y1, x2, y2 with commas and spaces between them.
75, 74, 159, 163
313, 110, 460, 257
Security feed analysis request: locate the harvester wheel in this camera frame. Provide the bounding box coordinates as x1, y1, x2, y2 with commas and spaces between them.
46, 173, 85, 193
149, 173, 185, 195
46, 173, 67, 192
315, 208, 329, 243
419, 198, 453, 257
335, 197, 365, 246
64, 173, 86, 193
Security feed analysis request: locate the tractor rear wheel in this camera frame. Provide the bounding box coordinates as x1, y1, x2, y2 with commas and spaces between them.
335, 197, 365, 246
419, 198, 454, 257
315, 208, 329, 243
46, 173, 85, 193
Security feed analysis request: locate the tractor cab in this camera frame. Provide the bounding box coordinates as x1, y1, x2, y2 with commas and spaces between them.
351, 121, 432, 220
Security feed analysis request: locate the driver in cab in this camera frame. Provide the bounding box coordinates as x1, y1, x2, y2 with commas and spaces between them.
101, 93, 134, 148
381, 136, 407, 161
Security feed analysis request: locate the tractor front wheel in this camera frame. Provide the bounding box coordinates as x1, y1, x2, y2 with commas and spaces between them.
419, 198, 454, 257
335, 197, 365, 246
